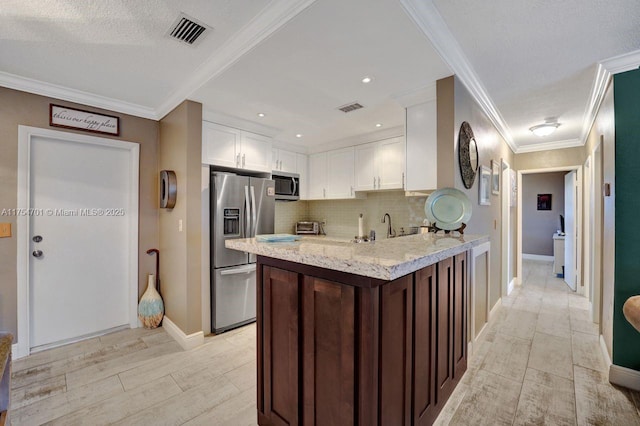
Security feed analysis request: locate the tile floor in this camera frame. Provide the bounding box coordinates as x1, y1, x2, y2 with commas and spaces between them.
11, 260, 640, 425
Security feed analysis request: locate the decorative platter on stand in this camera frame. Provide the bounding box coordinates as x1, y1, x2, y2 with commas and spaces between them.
424, 188, 472, 233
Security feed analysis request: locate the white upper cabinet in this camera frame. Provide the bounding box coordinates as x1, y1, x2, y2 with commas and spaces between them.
272, 148, 297, 173
377, 137, 405, 190
308, 152, 327, 199
405, 100, 437, 191
238, 131, 272, 172
202, 121, 272, 172
354, 142, 377, 191
327, 147, 356, 199
354, 137, 405, 191
202, 122, 239, 169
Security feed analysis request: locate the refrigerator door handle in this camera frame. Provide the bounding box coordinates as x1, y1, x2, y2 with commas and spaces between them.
244, 185, 251, 238
219, 264, 257, 275
250, 185, 257, 237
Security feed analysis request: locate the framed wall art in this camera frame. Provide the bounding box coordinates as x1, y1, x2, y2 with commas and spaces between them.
50, 104, 120, 136
537, 193, 552, 210
479, 166, 491, 205
491, 160, 500, 195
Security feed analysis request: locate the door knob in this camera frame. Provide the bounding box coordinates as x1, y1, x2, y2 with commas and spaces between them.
32, 250, 43, 258
32, 235, 43, 243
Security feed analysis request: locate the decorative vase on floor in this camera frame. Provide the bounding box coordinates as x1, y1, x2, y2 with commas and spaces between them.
138, 274, 164, 329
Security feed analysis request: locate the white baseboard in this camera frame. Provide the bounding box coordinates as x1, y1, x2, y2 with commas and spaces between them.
489, 297, 502, 319
610, 364, 640, 391
162, 316, 204, 351
508, 278, 516, 295
522, 253, 554, 262
599, 334, 640, 391
600, 334, 612, 367
12, 343, 19, 360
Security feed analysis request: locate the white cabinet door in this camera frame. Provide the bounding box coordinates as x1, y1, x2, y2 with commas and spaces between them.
308, 152, 327, 199
406, 101, 437, 191
202, 122, 240, 167
327, 147, 355, 199
296, 153, 309, 200
272, 148, 279, 171
240, 132, 272, 172
354, 142, 377, 191
278, 149, 298, 173
378, 137, 405, 190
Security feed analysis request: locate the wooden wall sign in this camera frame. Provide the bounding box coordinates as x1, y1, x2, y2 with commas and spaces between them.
49, 104, 120, 136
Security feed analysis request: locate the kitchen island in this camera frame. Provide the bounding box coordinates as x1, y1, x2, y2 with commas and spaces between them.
226, 233, 488, 426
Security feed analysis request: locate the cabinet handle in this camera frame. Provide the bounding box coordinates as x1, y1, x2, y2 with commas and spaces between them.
377, 176, 381, 188
373, 177, 376, 189
323, 188, 326, 198
279, 160, 282, 170
236, 153, 240, 167
242, 154, 246, 167
402, 172, 405, 189
351, 186, 353, 196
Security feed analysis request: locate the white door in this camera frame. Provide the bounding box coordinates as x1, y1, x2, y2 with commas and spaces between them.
28, 133, 136, 349
564, 171, 577, 291
308, 152, 327, 199
240, 132, 272, 172
296, 153, 308, 200
278, 149, 297, 173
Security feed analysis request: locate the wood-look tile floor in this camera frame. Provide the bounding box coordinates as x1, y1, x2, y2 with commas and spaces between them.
11, 260, 640, 425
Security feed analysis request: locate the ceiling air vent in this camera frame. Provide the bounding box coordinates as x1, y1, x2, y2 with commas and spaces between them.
168, 13, 210, 46
338, 102, 364, 113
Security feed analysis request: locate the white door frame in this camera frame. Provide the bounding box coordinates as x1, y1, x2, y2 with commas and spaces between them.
583, 156, 592, 302
516, 165, 582, 292
501, 159, 512, 296
16, 125, 139, 359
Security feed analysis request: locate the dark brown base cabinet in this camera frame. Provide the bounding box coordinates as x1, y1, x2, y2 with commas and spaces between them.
256, 252, 467, 426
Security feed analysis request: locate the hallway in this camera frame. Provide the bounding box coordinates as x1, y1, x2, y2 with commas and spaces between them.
436, 260, 640, 425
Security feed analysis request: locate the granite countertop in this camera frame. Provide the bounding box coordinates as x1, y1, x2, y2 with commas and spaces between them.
226, 233, 489, 280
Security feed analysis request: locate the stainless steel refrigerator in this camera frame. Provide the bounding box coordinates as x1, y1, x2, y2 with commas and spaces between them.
211, 172, 275, 333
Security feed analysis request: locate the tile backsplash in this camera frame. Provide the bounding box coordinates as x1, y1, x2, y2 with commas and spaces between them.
274, 191, 428, 239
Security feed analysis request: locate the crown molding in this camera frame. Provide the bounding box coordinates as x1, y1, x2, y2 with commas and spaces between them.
202, 109, 281, 138
579, 63, 612, 146
515, 138, 582, 154
307, 125, 404, 154
600, 48, 640, 75
400, 0, 516, 154
0, 71, 157, 119
156, 0, 317, 119
392, 83, 436, 108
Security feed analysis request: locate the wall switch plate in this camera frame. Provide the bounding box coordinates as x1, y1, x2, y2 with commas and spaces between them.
0, 223, 11, 238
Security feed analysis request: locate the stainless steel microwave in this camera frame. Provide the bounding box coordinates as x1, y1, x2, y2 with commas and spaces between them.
272, 171, 300, 201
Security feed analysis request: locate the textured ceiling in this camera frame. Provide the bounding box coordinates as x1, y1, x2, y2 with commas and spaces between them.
2, 0, 640, 151
0, 0, 271, 107
432, 0, 640, 149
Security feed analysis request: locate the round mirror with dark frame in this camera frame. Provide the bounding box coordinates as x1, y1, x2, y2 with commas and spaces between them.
458, 121, 479, 189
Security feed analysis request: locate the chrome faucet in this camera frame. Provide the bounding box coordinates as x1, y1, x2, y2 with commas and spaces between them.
381, 213, 396, 238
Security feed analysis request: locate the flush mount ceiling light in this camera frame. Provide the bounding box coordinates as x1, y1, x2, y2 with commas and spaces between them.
295, 133, 303, 138
529, 120, 561, 137
361, 76, 373, 84
257, 113, 265, 117
375, 123, 383, 128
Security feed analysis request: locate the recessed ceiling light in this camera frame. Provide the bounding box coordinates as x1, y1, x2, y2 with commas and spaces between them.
529, 120, 560, 137
295, 134, 303, 138
257, 113, 265, 118
361, 76, 373, 84
375, 123, 383, 128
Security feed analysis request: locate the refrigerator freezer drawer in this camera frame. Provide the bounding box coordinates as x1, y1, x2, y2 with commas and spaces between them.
212, 264, 256, 333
